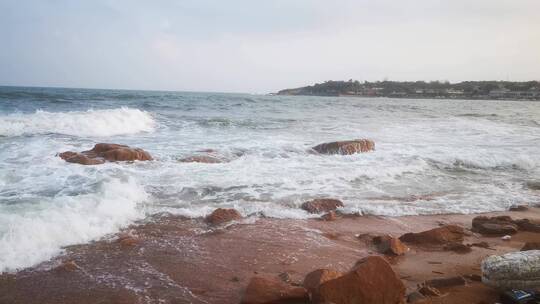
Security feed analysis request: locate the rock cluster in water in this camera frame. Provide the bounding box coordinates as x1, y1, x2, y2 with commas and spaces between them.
312, 139, 375, 155
59, 143, 152, 165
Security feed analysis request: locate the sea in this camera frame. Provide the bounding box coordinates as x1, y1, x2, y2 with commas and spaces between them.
0, 85, 539, 272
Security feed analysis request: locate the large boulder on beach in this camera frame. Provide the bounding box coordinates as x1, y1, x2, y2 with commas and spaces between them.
482, 250, 540, 290
59, 143, 152, 165
472, 216, 518, 235
206, 208, 242, 225
399, 225, 466, 245
301, 199, 344, 214
314, 256, 406, 304
312, 139, 375, 155
241, 276, 309, 304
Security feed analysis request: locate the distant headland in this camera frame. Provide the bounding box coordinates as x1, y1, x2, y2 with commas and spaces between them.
276, 80, 540, 100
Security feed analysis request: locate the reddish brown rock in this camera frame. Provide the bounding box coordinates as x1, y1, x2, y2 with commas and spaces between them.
443, 242, 472, 254
407, 291, 430, 303
241, 276, 309, 304
312, 139, 375, 155
418, 285, 441, 297
378, 237, 409, 256
301, 199, 344, 214
54, 260, 79, 273
472, 216, 518, 235
314, 256, 406, 304
321, 211, 338, 221
514, 219, 540, 233
206, 208, 242, 225
521, 242, 540, 251
399, 225, 466, 245
179, 155, 224, 164
303, 269, 343, 291
59, 143, 152, 165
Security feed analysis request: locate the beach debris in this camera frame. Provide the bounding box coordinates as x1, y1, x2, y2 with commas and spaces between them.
443, 242, 472, 253
312, 139, 375, 155
313, 256, 406, 304
206, 208, 242, 225
509, 205, 529, 212
522, 242, 540, 251
501, 235, 512, 241
241, 276, 309, 304
59, 143, 152, 165
423, 276, 467, 288
472, 216, 518, 236
399, 225, 466, 245
482, 250, 540, 290
303, 269, 343, 292
301, 198, 344, 214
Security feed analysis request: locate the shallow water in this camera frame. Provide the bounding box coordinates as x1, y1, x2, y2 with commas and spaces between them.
0, 85, 539, 272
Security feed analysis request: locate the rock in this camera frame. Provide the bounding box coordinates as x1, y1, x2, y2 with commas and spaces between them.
206, 208, 242, 225
301, 199, 344, 214
424, 276, 466, 288
469, 241, 491, 249
526, 181, 540, 190
509, 205, 529, 212
278, 272, 291, 283
471, 216, 518, 235
522, 242, 540, 251
418, 285, 441, 297
464, 274, 482, 282
312, 139, 375, 155
241, 276, 309, 304
54, 260, 79, 272
482, 250, 540, 290
399, 225, 466, 245
119, 236, 140, 248
314, 256, 406, 304
303, 269, 343, 291
514, 219, 540, 233
321, 211, 338, 221
378, 237, 409, 256
443, 242, 472, 254
59, 143, 152, 165
179, 155, 224, 164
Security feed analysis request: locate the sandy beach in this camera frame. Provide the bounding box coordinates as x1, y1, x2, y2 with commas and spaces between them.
1, 205, 539, 303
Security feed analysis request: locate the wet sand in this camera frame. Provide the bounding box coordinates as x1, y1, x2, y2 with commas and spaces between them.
2, 207, 540, 304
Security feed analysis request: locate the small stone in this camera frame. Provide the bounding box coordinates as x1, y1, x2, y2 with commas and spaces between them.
443, 242, 472, 254
418, 285, 442, 297
301, 199, 344, 214
206, 208, 242, 225
501, 235, 512, 241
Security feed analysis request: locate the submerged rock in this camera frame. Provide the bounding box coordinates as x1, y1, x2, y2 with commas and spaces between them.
301, 199, 344, 214
59, 143, 152, 165
314, 256, 406, 304
241, 276, 309, 304
206, 208, 242, 225
526, 181, 540, 190
399, 225, 466, 245
472, 216, 518, 235
509, 205, 529, 212
312, 139, 375, 155
482, 250, 540, 290
179, 155, 225, 164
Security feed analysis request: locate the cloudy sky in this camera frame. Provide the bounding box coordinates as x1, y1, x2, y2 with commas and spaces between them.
1, 0, 539, 93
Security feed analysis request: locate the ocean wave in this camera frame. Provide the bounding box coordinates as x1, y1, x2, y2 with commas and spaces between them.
0, 177, 148, 273
0, 107, 156, 137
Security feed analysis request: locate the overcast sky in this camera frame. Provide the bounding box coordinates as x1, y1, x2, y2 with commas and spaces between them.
1, 0, 539, 93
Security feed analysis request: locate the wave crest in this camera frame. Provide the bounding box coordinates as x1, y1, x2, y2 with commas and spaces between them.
0, 107, 156, 137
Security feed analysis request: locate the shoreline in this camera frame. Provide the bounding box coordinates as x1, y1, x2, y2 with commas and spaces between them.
2, 207, 540, 303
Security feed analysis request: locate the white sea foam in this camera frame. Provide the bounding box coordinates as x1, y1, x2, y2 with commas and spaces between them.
0, 178, 148, 273
0, 107, 155, 137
